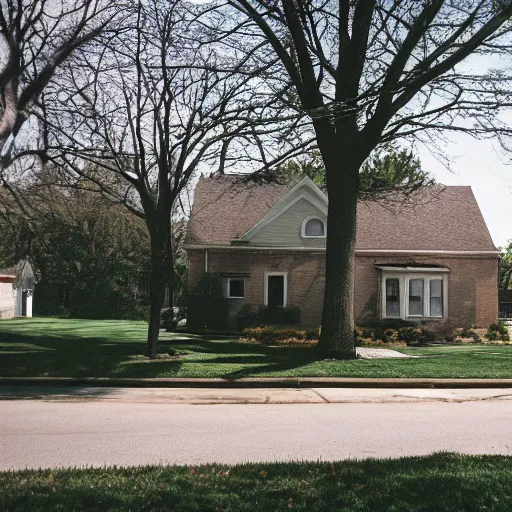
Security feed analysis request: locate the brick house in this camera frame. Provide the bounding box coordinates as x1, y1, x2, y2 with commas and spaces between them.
184, 175, 499, 329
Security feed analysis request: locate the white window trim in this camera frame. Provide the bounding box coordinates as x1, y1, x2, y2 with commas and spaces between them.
301, 215, 326, 239
226, 277, 245, 299
264, 271, 288, 307
381, 272, 448, 320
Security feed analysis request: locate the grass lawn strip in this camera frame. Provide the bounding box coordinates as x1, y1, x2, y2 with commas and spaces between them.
2, 453, 512, 512
1, 318, 512, 379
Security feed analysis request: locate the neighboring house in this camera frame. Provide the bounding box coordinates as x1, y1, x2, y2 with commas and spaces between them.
0, 260, 36, 319
184, 175, 499, 329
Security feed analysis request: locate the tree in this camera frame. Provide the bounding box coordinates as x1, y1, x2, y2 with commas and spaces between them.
278, 148, 435, 200
0, 168, 150, 318
209, 0, 512, 357
500, 241, 512, 292
41, 0, 309, 356
0, 0, 123, 189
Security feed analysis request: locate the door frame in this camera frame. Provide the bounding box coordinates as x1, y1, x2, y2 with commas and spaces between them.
264, 271, 288, 307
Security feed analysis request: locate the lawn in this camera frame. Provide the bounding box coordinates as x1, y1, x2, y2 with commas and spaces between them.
2, 453, 512, 511
0, 317, 512, 379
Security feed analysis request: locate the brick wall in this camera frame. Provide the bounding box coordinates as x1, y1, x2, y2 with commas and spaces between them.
355, 254, 498, 328
188, 249, 325, 326
0, 282, 15, 319
187, 248, 498, 328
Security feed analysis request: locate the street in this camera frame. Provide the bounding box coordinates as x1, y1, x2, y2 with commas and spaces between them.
1, 387, 512, 470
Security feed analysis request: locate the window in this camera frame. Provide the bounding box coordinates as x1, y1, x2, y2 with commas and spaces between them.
408, 279, 424, 316
301, 216, 325, 238
385, 278, 400, 317
430, 279, 443, 317
379, 269, 448, 320
227, 278, 244, 299
264, 272, 287, 307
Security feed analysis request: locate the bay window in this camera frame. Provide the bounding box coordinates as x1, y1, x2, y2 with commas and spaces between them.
379, 267, 448, 320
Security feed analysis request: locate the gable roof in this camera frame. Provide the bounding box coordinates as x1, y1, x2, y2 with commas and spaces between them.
0, 260, 36, 287
185, 174, 293, 245
185, 175, 497, 252
241, 176, 327, 241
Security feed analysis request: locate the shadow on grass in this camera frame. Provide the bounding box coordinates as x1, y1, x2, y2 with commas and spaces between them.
0, 329, 321, 379
0, 330, 177, 378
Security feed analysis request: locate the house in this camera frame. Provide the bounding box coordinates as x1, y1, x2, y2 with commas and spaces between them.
0, 260, 36, 319
184, 175, 499, 329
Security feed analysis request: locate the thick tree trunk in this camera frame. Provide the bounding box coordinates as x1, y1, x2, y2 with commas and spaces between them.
146, 239, 165, 358
163, 235, 175, 332
317, 162, 359, 357
145, 214, 172, 358
315, 123, 364, 358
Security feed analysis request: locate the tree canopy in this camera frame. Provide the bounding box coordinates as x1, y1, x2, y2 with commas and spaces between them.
278, 148, 436, 201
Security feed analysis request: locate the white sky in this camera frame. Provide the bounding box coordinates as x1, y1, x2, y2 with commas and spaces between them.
416, 135, 511, 249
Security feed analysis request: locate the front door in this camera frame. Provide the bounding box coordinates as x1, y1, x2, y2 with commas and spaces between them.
21, 291, 28, 316
267, 275, 285, 307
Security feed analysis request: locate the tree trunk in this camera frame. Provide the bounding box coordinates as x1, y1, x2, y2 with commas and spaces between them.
315, 125, 363, 358
146, 239, 165, 358
145, 214, 172, 358
163, 233, 175, 332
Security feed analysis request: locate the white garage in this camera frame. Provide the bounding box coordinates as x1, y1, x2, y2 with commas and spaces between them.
0, 261, 36, 319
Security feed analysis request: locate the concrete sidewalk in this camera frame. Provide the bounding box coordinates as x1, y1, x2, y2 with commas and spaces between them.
2, 385, 512, 404
3, 376, 512, 388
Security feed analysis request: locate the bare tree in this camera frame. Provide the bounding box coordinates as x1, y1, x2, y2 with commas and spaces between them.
203, 0, 512, 357
40, 0, 312, 356
0, 0, 124, 191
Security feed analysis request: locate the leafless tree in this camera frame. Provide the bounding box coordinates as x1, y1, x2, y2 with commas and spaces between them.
201, 0, 512, 357
39, 0, 312, 356
0, 0, 125, 193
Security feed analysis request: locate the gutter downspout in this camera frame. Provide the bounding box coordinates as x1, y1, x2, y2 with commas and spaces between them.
205, 249, 208, 273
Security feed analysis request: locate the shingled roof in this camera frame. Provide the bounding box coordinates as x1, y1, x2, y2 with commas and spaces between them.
185, 175, 293, 245
185, 175, 497, 252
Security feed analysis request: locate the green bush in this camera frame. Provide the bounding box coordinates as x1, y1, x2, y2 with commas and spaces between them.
187, 273, 229, 331
453, 327, 481, 342
397, 327, 426, 344
258, 306, 301, 325
355, 324, 440, 346
239, 325, 320, 346
235, 304, 259, 331
485, 322, 510, 342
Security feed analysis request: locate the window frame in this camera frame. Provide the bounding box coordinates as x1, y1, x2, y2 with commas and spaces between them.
380, 271, 448, 320
264, 271, 288, 307
301, 216, 326, 239
226, 277, 245, 299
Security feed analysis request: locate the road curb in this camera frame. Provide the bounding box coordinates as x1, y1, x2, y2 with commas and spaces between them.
2, 377, 512, 389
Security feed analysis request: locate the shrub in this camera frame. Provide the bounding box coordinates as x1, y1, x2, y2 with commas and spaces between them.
397, 327, 426, 344
485, 322, 510, 342
187, 272, 229, 331
258, 306, 301, 325
382, 328, 399, 344
453, 326, 481, 342
239, 325, 319, 346
235, 304, 259, 331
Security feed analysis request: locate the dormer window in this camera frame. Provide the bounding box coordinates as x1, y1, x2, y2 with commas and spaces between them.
301, 216, 325, 238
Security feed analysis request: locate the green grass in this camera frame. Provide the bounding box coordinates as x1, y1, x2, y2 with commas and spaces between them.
2, 453, 512, 511
1, 317, 512, 379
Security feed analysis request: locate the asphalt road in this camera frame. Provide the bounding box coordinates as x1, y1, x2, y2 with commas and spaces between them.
2, 396, 512, 470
